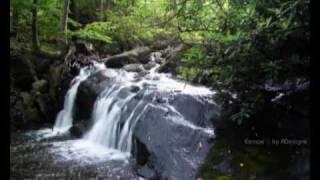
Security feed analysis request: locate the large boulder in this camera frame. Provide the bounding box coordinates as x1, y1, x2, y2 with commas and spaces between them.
32, 80, 48, 93
34, 93, 53, 122
143, 61, 157, 70
132, 93, 217, 180
10, 91, 41, 127
74, 69, 220, 180
137, 165, 158, 179
103, 47, 151, 68
69, 121, 91, 138
35, 58, 52, 76
74, 41, 95, 56
150, 52, 164, 64
10, 54, 37, 91
74, 70, 116, 121
157, 44, 187, 75
123, 64, 146, 73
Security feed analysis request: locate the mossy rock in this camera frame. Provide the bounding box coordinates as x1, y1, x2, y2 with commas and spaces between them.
20, 92, 34, 107
48, 63, 64, 99
10, 54, 38, 91
32, 80, 48, 93
23, 108, 40, 123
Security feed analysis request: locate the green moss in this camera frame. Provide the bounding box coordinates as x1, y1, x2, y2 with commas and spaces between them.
40, 43, 62, 55
24, 108, 40, 123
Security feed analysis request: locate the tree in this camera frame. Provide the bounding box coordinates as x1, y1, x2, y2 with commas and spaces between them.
32, 0, 40, 52
100, 0, 105, 21
62, 0, 70, 43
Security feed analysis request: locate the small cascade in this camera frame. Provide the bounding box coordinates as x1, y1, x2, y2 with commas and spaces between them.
84, 83, 152, 154
85, 87, 134, 148
83, 64, 215, 156
52, 50, 216, 163
53, 63, 105, 133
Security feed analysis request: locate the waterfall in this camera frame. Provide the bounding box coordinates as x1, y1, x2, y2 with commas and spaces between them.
80, 61, 216, 156
85, 87, 132, 147
53, 64, 104, 133
52, 54, 215, 159
84, 85, 150, 154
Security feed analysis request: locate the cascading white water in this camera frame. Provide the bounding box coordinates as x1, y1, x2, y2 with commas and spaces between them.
51, 51, 215, 160
117, 100, 147, 152
83, 63, 215, 156
85, 87, 133, 148
84, 82, 151, 154
53, 63, 105, 133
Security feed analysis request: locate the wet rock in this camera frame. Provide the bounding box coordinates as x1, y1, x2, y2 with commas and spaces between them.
123, 64, 146, 73
10, 54, 37, 90
160, 46, 174, 59
143, 61, 157, 70
10, 99, 24, 127
48, 62, 68, 113
96, 42, 122, 55
74, 67, 219, 180
170, 94, 220, 127
20, 92, 33, 107
103, 47, 151, 68
192, 70, 211, 85
151, 52, 164, 64
74, 70, 114, 121
32, 80, 48, 93
130, 86, 140, 93
48, 63, 64, 98
35, 94, 52, 122
137, 165, 157, 180
10, 95, 17, 106
75, 41, 95, 56
35, 58, 52, 75
133, 137, 150, 166
24, 107, 40, 123
70, 63, 81, 76
132, 101, 216, 180
12, 91, 41, 124
158, 44, 187, 75
70, 123, 87, 138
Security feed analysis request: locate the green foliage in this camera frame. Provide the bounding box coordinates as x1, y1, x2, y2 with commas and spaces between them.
103, 0, 177, 48
178, 45, 207, 81
37, 0, 63, 41
10, 0, 63, 50
230, 103, 252, 125
177, 67, 200, 81
174, 0, 310, 125
69, 22, 113, 44
11, 0, 310, 128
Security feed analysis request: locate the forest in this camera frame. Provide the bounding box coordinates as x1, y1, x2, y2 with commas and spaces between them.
10, 0, 310, 179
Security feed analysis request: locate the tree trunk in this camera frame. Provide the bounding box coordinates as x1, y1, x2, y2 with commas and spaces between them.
10, 7, 14, 36
62, 0, 70, 43
100, 0, 104, 21
69, 0, 78, 24
131, 0, 135, 6
173, 0, 177, 11
12, 9, 19, 36
32, 0, 40, 52
106, 0, 111, 9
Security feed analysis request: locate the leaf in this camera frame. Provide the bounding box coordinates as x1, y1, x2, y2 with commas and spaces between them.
265, 17, 272, 27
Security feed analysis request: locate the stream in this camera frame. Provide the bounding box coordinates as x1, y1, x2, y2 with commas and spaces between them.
10, 50, 219, 179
